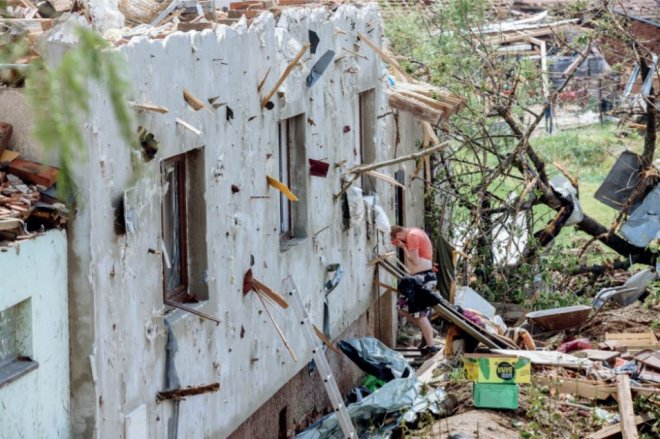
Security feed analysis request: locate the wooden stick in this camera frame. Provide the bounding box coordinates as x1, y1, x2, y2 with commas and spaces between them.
368, 252, 397, 266
252, 279, 289, 309
373, 279, 397, 295
617, 375, 639, 439
129, 101, 169, 113
156, 383, 220, 402
357, 32, 412, 82
257, 67, 271, 93
349, 142, 449, 174
164, 300, 221, 324
260, 43, 310, 108
175, 118, 202, 136
312, 324, 342, 355
364, 170, 405, 189
256, 290, 298, 362
255, 290, 287, 318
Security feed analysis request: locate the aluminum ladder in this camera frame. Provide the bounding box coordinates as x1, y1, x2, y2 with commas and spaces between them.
283, 275, 357, 439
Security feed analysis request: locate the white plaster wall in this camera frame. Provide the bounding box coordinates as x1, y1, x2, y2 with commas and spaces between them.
67, 5, 426, 437
0, 230, 69, 438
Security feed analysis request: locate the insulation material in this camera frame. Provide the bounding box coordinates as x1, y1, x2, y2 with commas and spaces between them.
373, 204, 391, 234
550, 175, 583, 226
346, 186, 365, 227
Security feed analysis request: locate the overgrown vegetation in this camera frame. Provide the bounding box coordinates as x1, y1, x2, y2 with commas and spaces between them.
384, 1, 658, 305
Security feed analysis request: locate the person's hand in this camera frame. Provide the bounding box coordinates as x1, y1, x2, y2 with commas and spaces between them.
391, 239, 403, 247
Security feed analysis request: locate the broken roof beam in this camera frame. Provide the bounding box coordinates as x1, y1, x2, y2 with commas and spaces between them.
387, 90, 446, 125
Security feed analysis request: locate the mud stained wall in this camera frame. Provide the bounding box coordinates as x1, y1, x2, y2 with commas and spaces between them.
0, 230, 69, 438
67, 5, 425, 438
229, 306, 375, 439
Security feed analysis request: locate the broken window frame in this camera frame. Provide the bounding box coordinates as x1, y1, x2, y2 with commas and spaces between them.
277, 114, 308, 247
358, 89, 377, 195
278, 120, 293, 239
160, 146, 209, 308
0, 299, 38, 388
161, 154, 189, 303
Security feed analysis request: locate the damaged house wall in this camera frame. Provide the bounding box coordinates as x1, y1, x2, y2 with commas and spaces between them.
65, 5, 425, 438
0, 230, 69, 438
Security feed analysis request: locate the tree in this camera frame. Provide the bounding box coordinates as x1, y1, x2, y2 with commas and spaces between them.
383, 0, 657, 302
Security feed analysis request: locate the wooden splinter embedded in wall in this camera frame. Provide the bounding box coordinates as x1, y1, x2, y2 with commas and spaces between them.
183, 88, 212, 114
260, 43, 311, 108
266, 175, 298, 201
243, 269, 297, 362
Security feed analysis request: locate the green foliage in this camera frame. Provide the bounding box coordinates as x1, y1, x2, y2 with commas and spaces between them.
634, 394, 660, 437
25, 27, 136, 197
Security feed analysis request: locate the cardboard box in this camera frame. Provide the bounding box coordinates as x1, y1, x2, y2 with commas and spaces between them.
463, 354, 531, 384
473, 383, 519, 410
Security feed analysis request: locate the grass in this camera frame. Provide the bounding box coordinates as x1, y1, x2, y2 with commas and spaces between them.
531, 122, 645, 253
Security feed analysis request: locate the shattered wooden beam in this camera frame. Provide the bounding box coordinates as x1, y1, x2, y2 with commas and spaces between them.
156, 382, 220, 402
388, 90, 445, 124
617, 375, 639, 439
260, 43, 310, 108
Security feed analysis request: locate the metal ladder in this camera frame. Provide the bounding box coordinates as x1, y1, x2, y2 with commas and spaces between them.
283, 275, 357, 439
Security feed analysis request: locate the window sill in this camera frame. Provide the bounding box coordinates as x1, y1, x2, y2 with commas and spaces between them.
0, 358, 38, 388
279, 237, 306, 254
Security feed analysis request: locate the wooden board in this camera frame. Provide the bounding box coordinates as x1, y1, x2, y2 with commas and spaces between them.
589, 415, 652, 439
617, 375, 639, 439
606, 332, 658, 347
535, 376, 617, 401
572, 349, 621, 363
634, 349, 660, 370
492, 349, 593, 369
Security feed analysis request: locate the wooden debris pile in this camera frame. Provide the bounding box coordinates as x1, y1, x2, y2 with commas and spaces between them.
378, 250, 660, 438
0, 122, 67, 244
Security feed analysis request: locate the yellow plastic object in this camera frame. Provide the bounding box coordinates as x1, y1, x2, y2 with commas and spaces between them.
266, 175, 298, 201
463, 354, 531, 384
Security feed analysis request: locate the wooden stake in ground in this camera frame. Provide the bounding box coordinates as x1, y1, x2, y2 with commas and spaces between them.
616, 374, 639, 439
